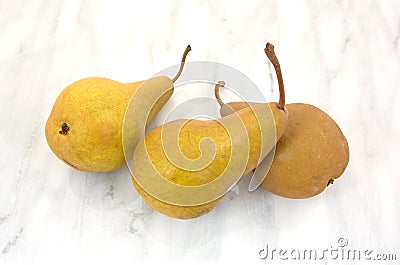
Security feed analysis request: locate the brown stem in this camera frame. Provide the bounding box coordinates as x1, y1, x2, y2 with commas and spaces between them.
214, 81, 225, 106
172, 45, 192, 82
327, 178, 334, 187
264, 43, 285, 110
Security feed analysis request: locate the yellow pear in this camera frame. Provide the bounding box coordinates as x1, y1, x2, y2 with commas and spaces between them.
45, 46, 191, 172
130, 45, 288, 219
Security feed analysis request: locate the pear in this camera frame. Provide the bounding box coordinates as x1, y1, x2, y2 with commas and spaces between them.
216, 44, 349, 198
130, 45, 288, 219
45, 46, 191, 172
132, 103, 287, 219
261, 103, 349, 198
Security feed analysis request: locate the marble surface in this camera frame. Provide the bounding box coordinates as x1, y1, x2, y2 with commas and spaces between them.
1, 0, 400, 264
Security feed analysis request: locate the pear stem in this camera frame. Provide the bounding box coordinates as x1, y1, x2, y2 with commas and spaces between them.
172, 45, 192, 82
264, 43, 285, 110
327, 178, 334, 187
214, 81, 225, 106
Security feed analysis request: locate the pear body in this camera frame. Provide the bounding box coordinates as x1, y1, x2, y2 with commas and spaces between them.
45, 76, 173, 172
220, 102, 349, 198
132, 103, 288, 219
261, 103, 349, 198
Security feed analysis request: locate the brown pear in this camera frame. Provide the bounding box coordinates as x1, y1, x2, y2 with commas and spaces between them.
261, 103, 349, 198
215, 44, 349, 198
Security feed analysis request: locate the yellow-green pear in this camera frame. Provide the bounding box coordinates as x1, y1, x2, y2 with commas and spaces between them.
132, 100, 287, 219
45, 46, 191, 172
130, 45, 288, 219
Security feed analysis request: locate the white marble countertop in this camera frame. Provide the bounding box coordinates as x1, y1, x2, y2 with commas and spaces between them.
1, 1, 400, 264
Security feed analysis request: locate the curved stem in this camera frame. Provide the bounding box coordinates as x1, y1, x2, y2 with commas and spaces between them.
214, 81, 225, 106
264, 43, 285, 109
172, 45, 192, 82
